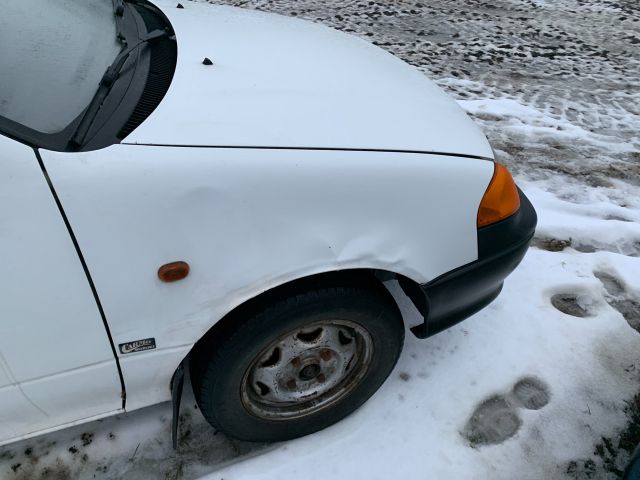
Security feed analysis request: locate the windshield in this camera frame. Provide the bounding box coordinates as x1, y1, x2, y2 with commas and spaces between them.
0, 0, 121, 133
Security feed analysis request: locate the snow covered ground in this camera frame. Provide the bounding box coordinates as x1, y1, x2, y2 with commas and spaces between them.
1, 0, 638, 479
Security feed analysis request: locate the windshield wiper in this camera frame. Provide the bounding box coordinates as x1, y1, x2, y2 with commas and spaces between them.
68, 27, 168, 150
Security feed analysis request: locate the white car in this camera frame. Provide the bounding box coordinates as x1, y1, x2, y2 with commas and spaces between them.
0, 0, 536, 445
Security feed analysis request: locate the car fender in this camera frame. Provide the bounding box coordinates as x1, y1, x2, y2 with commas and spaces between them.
41, 145, 494, 410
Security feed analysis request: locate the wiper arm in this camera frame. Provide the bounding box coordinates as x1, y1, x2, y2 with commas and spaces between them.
114, 0, 125, 17
102, 29, 168, 87
113, 0, 127, 42
68, 29, 168, 149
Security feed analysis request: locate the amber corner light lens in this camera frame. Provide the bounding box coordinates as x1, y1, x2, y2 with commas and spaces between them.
477, 163, 521, 228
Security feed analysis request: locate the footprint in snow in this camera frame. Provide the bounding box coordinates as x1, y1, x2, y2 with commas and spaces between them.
551, 293, 597, 318
594, 271, 625, 297
463, 376, 550, 447
512, 377, 551, 410
603, 214, 633, 223
573, 240, 640, 258
595, 270, 640, 332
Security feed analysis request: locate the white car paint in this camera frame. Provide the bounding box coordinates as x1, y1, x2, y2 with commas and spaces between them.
125, 1, 493, 159
0, 136, 122, 445
0, 0, 496, 445
41, 146, 494, 412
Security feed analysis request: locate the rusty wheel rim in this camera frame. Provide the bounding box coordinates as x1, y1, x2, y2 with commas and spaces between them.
240, 320, 374, 420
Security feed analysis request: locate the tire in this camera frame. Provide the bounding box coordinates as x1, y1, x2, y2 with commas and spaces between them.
190, 284, 404, 442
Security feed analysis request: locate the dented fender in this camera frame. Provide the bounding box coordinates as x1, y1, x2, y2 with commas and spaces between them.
41, 145, 494, 410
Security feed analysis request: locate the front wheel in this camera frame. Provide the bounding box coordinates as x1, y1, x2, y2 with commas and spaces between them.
190, 285, 404, 442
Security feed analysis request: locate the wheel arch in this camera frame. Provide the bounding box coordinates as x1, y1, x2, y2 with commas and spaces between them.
167, 268, 424, 444
187, 268, 421, 367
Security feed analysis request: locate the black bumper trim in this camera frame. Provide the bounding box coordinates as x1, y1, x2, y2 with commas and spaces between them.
408, 188, 537, 338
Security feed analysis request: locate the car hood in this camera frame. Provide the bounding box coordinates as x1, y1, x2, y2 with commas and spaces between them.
124, 1, 493, 158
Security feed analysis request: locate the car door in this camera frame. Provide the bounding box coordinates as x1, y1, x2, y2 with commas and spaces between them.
0, 135, 123, 445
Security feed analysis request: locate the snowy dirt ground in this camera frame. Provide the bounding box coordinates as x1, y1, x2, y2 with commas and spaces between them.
1, 0, 639, 479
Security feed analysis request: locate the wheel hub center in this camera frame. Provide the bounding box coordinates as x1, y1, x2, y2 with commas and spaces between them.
299, 363, 321, 381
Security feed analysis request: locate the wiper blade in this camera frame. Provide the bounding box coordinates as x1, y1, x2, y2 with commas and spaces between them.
68, 29, 169, 149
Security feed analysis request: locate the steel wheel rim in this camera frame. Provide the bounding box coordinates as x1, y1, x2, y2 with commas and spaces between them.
240, 319, 374, 420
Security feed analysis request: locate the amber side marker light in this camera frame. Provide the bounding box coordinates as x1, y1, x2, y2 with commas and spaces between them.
158, 261, 190, 283
477, 163, 521, 228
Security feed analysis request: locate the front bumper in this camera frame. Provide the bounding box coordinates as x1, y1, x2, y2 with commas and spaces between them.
406, 187, 537, 338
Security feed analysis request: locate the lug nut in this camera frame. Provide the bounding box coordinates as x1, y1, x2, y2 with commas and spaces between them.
317, 373, 326, 383
320, 350, 332, 361
286, 379, 297, 390
291, 357, 301, 367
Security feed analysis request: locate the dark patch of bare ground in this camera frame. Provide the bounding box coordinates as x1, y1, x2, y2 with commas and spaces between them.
563, 273, 640, 478
566, 393, 640, 479
2, 435, 86, 480
8, 457, 72, 480
532, 235, 640, 257
532, 236, 573, 252
532, 162, 640, 189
